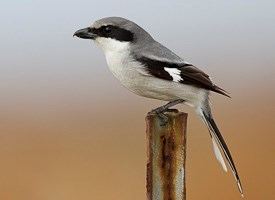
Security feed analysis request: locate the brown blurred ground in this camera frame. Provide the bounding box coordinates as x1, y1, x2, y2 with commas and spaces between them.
0, 90, 274, 200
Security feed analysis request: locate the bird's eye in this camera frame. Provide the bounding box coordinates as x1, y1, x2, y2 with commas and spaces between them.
103, 26, 112, 34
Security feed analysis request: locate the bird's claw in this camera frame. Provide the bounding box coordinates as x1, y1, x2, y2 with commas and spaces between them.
149, 109, 169, 126
157, 112, 169, 126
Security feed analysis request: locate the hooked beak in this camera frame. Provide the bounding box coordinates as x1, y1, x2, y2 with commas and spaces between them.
73, 27, 96, 39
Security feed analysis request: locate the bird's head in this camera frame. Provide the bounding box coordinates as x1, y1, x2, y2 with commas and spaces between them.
74, 17, 153, 52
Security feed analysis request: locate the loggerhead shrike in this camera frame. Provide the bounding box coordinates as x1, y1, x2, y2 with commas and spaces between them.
74, 17, 243, 196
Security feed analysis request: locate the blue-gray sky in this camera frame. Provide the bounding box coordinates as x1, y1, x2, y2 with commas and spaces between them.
1, 1, 274, 98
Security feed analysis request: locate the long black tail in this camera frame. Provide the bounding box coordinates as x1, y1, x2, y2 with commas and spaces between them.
199, 107, 244, 196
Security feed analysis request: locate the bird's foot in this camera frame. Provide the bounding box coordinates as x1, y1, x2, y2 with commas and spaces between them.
148, 99, 185, 126
149, 107, 170, 126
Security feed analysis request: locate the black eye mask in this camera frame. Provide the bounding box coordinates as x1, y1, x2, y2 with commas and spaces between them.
92, 25, 134, 42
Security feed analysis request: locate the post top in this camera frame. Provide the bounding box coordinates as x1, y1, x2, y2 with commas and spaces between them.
146, 109, 188, 118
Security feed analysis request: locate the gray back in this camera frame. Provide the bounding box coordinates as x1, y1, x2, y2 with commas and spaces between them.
93, 17, 185, 63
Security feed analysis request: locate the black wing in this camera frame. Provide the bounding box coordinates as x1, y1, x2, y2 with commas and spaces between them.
135, 56, 230, 97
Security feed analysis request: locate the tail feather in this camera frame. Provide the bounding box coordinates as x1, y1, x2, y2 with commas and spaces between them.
198, 107, 244, 196
211, 136, 228, 172
213, 85, 231, 98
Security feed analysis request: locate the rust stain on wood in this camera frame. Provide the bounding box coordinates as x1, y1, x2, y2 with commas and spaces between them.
146, 110, 187, 200
159, 134, 176, 200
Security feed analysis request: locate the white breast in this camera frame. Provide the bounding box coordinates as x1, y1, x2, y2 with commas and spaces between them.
95, 37, 134, 84
105, 47, 134, 85
96, 37, 207, 105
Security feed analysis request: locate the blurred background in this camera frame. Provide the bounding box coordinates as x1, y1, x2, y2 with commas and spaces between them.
0, 0, 274, 199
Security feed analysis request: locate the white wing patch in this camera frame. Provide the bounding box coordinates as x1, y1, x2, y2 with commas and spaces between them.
164, 67, 183, 82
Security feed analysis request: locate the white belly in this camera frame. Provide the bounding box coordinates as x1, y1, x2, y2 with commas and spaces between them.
104, 51, 207, 106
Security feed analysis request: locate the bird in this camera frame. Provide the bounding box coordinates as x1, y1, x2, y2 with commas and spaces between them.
74, 16, 243, 196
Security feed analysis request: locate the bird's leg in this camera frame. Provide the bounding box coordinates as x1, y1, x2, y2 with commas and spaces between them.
149, 99, 185, 126
150, 99, 185, 113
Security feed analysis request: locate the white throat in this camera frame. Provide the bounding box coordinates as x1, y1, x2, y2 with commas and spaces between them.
94, 37, 132, 83
95, 37, 130, 53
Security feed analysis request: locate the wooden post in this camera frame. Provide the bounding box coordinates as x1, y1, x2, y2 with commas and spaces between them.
146, 110, 187, 200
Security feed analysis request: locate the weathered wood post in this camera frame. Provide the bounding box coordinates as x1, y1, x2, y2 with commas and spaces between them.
146, 110, 187, 200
